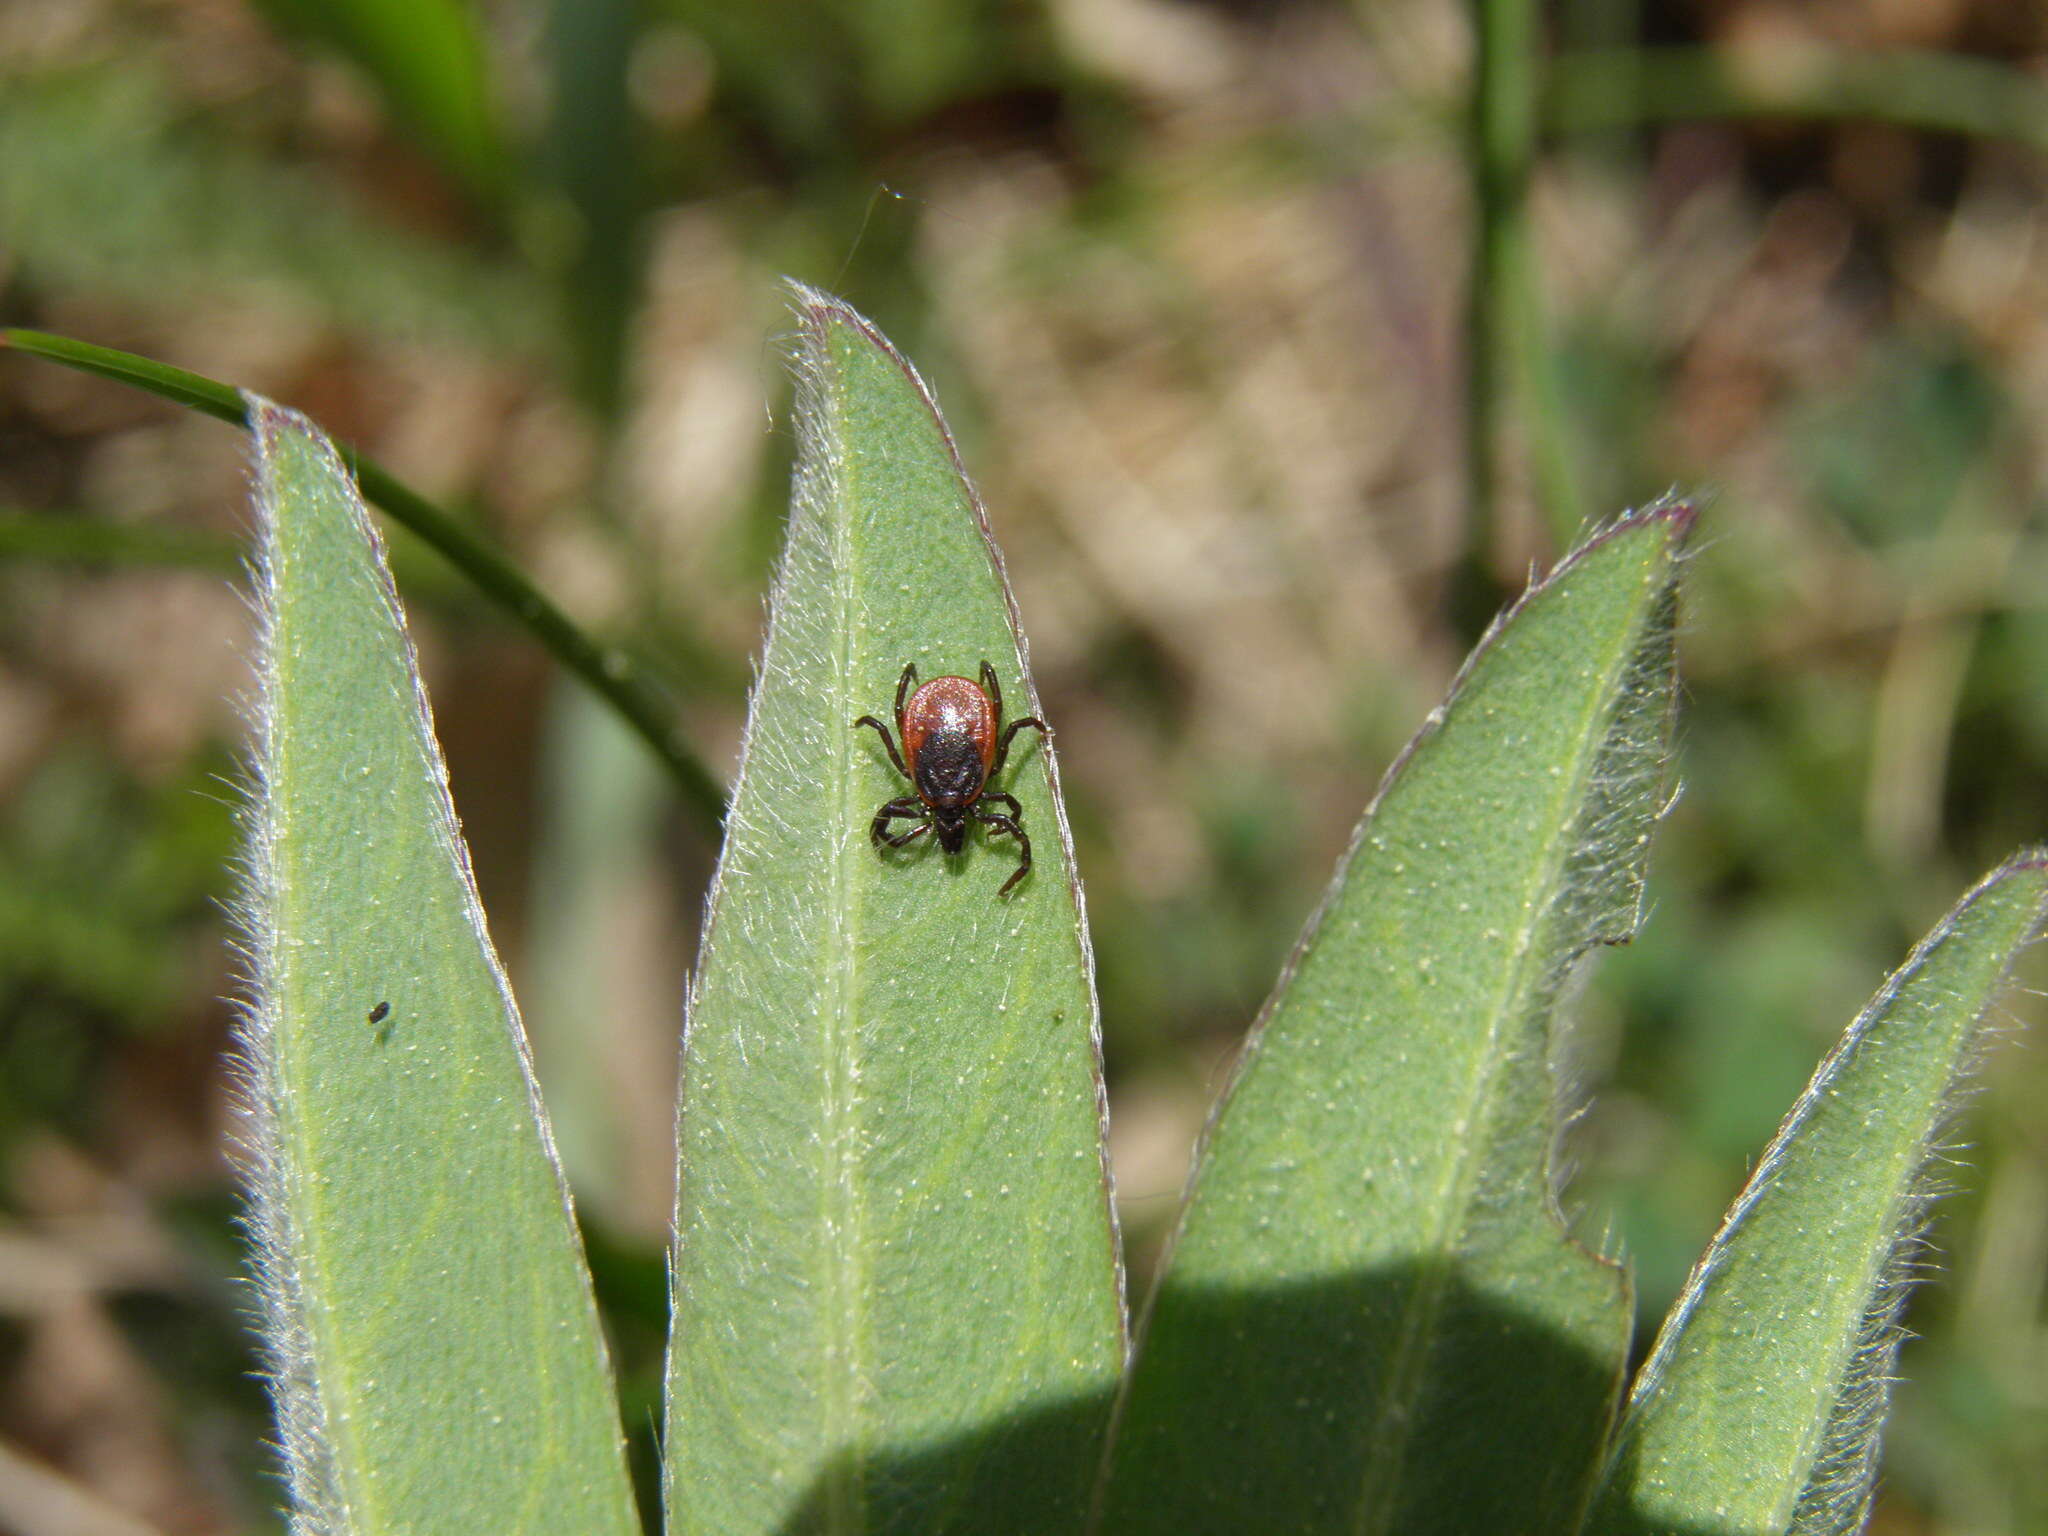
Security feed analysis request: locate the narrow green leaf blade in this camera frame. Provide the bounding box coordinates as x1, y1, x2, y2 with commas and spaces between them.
1100, 504, 1695, 1535
540, 0, 642, 413
1591, 853, 2048, 1536
250, 0, 506, 203
233, 398, 640, 1536
663, 290, 1124, 1536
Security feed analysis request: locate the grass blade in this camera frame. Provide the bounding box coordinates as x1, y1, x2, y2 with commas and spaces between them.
1590, 853, 2048, 1536
0, 328, 724, 829
248, 0, 506, 206
0, 509, 237, 571
1546, 44, 2048, 159
663, 289, 1124, 1535
233, 399, 640, 1535
1099, 502, 1695, 1534
539, 0, 642, 415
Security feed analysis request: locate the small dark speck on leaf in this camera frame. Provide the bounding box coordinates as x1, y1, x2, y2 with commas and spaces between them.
368, 1001, 391, 1025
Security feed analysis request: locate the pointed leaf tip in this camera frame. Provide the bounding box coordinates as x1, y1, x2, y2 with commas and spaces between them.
1593, 852, 2048, 1535
1101, 506, 1690, 1534
234, 400, 639, 1536
665, 292, 1121, 1536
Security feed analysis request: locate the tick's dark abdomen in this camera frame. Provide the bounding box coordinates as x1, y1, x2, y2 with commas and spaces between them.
915, 733, 987, 807
917, 737, 982, 852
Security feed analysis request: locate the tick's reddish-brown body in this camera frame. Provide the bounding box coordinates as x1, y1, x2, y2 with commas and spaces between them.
899, 674, 997, 804
855, 661, 1045, 896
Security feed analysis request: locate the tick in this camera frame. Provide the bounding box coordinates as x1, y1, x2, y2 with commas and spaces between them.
855, 660, 1046, 896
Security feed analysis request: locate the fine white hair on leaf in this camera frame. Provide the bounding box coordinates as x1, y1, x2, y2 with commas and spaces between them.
664, 283, 856, 1518
221, 398, 350, 1536
1781, 914, 2039, 1535
1611, 851, 2048, 1534
224, 395, 611, 1534
666, 287, 1127, 1530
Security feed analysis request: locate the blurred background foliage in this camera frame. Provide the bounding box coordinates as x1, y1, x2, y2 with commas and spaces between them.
2, 0, 2047, 1531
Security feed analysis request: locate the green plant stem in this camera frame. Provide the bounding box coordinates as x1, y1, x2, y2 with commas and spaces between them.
1466, 0, 1583, 564
1466, 0, 1522, 556
543, 0, 642, 419
1, 327, 724, 829
1545, 44, 2048, 153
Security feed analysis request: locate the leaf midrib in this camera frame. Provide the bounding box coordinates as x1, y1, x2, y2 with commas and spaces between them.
820, 375, 870, 1535
1352, 555, 1657, 1535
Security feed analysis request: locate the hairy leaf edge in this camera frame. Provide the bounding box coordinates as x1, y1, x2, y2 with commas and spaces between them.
1095, 496, 1699, 1510
224, 395, 611, 1534
661, 286, 1129, 1512
1604, 848, 2048, 1532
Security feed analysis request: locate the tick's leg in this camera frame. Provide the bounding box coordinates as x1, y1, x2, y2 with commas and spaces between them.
989, 715, 1046, 777
979, 660, 1047, 778
879, 820, 932, 850
980, 790, 1022, 819
894, 662, 919, 726
854, 716, 910, 778
871, 796, 925, 846
975, 810, 1033, 895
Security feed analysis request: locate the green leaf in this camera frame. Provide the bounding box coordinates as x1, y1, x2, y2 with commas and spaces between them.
663, 289, 1124, 1535
1590, 853, 2048, 1536
1099, 503, 1696, 1534
232, 398, 640, 1536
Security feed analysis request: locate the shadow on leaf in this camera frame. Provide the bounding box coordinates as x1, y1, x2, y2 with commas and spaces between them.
760, 1263, 1746, 1536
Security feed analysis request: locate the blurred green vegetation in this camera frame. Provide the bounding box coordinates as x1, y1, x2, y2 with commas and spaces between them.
3, 0, 2047, 1531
